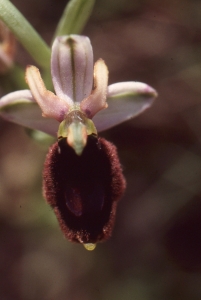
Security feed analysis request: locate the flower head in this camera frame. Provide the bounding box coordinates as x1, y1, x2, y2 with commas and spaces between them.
0, 35, 157, 250
25, 35, 109, 155
0, 35, 157, 145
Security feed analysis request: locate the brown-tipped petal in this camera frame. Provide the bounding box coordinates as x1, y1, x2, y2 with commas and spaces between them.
43, 135, 126, 244
80, 59, 108, 119
25, 65, 69, 122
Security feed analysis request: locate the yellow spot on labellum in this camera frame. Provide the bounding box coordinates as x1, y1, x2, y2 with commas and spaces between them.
83, 243, 96, 251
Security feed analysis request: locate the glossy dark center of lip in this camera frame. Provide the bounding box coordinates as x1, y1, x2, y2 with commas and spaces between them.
65, 182, 105, 217
65, 187, 83, 217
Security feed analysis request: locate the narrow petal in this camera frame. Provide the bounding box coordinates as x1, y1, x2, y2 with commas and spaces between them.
80, 59, 108, 118
93, 81, 158, 132
51, 35, 93, 102
0, 90, 58, 136
25, 65, 69, 122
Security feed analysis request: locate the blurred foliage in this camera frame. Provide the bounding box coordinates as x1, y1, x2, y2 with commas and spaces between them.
1, 0, 201, 299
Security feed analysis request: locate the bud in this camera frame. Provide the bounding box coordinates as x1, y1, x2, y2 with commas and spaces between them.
0, 21, 16, 73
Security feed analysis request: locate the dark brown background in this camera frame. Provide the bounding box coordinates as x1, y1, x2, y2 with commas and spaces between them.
0, 0, 201, 299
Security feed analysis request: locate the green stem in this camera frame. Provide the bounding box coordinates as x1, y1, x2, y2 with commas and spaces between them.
53, 0, 95, 41
0, 0, 51, 69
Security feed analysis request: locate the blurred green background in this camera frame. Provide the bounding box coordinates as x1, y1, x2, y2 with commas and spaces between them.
1, 0, 201, 299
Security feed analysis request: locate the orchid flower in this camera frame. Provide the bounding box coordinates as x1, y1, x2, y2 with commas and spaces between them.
0, 35, 157, 250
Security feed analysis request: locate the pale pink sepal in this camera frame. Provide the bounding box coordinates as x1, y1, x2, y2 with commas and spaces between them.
107, 81, 158, 98
80, 59, 108, 118
51, 35, 93, 103
93, 81, 157, 132
0, 90, 58, 136
25, 65, 69, 122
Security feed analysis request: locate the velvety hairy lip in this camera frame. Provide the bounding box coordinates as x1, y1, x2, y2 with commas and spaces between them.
43, 135, 126, 244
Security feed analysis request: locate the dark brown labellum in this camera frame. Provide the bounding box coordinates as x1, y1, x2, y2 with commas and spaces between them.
43, 135, 126, 244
